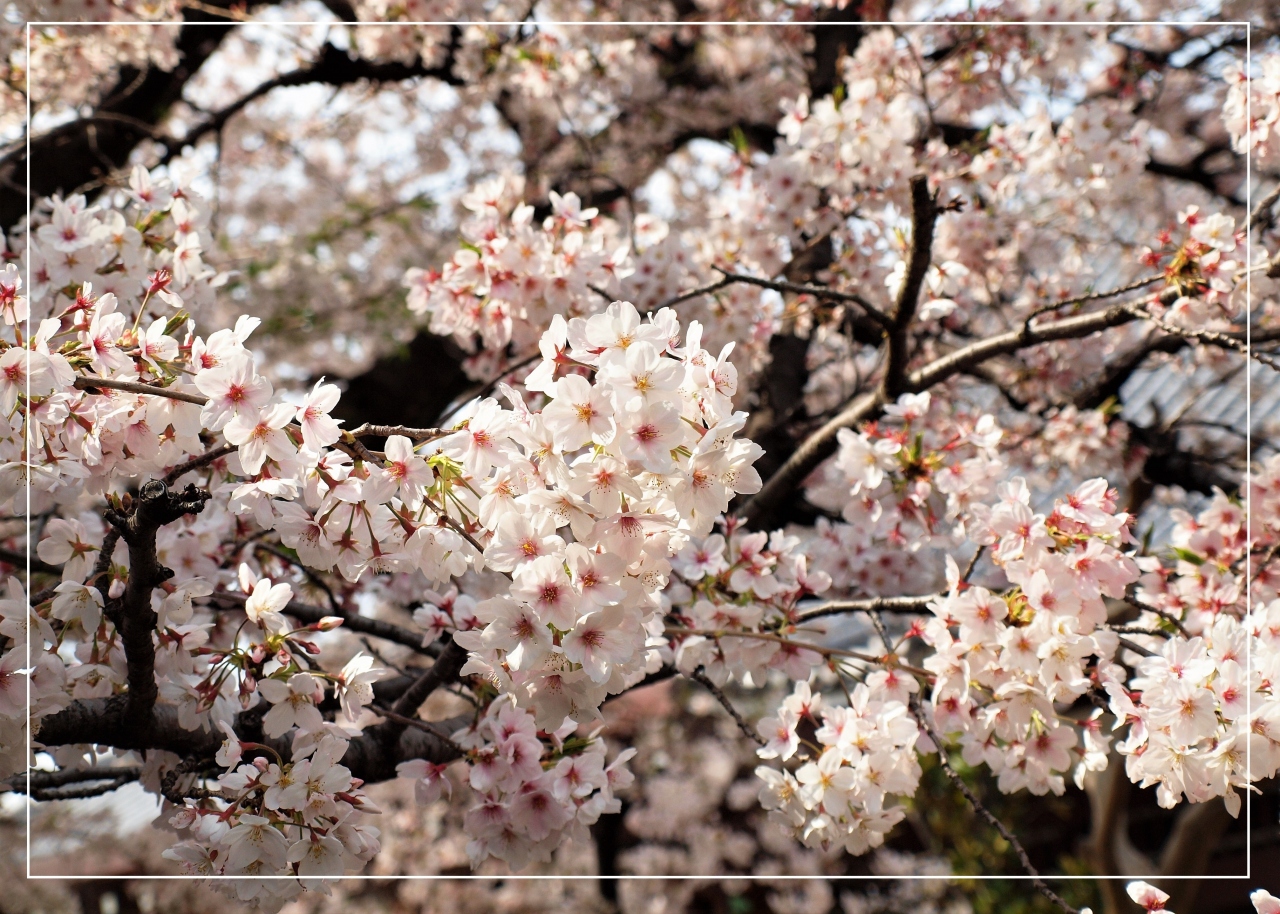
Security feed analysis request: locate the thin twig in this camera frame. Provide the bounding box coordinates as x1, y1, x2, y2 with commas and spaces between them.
689, 667, 766, 747
654, 277, 732, 310
371, 703, 466, 755
1022, 274, 1163, 322
1253, 541, 1280, 584
74, 375, 208, 405
712, 266, 891, 326
204, 590, 435, 654
906, 694, 1081, 914
664, 626, 933, 679
1118, 592, 1190, 638
962, 545, 986, 582
1125, 303, 1280, 371
438, 351, 543, 426
1114, 634, 1157, 658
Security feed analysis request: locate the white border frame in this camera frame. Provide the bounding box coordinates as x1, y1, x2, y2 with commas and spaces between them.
19, 14, 1257, 890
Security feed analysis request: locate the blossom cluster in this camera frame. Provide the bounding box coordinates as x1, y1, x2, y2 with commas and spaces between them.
1108, 461, 1280, 815
755, 679, 921, 857
448, 300, 764, 726
163, 730, 381, 912
403, 179, 632, 380
397, 695, 634, 870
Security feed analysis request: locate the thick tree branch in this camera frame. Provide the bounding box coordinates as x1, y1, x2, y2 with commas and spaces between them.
103, 481, 211, 728
797, 593, 938, 622
1, 2, 248, 229
33, 694, 464, 785
736, 390, 882, 529
906, 302, 1138, 393
160, 38, 467, 166
389, 637, 470, 721
737, 282, 1198, 529
3, 765, 144, 797
883, 174, 939, 399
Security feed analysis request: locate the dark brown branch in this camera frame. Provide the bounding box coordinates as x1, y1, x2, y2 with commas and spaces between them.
161, 39, 468, 166
436, 350, 544, 426
736, 390, 882, 529
907, 302, 1135, 393
653, 277, 733, 310
103, 481, 211, 729
33, 694, 463, 784
1143, 145, 1245, 207
3, 765, 143, 797
1, 3, 246, 229
1124, 303, 1280, 370
89, 528, 122, 604
164, 443, 236, 485
74, 376, 208, 406
1023, 274, 1163, 322
1250, 182, 1280, 231
389, 637, 470, 720
883, 174, 939, 399
32, 773, 142, 801
713, 267, 890, 326
0, 546, 61, 576
737, 286, 1190, 529
370, 704, 466, 754
690, 667, 766, 747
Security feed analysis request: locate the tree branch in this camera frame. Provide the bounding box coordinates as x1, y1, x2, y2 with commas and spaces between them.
736, 391, 882, 529
346, 423, 445, 441
74, 375, 208, 405
3, 765, 144, 799
0, 546, 61, 576
712, 267, 890, 326
103, 481, 211, 728
797, 593, 938, 622
164, 443, 236, 485
690, 667, 767, 747
33, 694, 464, 785
883, 174, 939, 399
160, 39, 467, 166
388, 637, 470, 721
